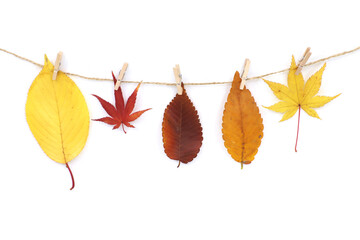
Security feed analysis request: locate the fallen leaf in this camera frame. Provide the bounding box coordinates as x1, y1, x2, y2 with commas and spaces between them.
222, 71, 264, 169
162, 83, 203, 167
25, 55, 90, 190
93, 72, 150, 133
264, 56, 340, 151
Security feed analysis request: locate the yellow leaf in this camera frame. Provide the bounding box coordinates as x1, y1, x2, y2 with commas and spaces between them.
263, 56, 340, 151
25, 55, 89, 190
222, 71, 264, 168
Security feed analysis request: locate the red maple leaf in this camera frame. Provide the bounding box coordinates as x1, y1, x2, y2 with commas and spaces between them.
92, 72, 151, 133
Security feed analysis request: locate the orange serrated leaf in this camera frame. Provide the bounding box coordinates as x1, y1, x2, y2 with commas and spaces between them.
222, 71, 264, 169
162, 83, 203, 167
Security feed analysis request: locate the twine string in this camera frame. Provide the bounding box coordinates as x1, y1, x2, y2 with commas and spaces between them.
1, 46, 360, 85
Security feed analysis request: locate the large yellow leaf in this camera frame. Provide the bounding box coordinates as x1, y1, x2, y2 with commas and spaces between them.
222, 71, 264, 169
25, 55, 89, 190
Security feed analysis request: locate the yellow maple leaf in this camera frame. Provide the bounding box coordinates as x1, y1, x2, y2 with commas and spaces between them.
263, 56, 340, 151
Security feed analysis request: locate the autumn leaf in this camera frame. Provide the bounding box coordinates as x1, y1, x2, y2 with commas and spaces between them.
93, 72, 151, 133
222, 71, 264, 169
264, 56, 340, 151
162, 83, 203, 167
25, 55, 90, 190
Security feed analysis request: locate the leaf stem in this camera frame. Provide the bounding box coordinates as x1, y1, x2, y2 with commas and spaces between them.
121, 124, 127, 134
66, 162, 75, 190
295, 105, 301, 152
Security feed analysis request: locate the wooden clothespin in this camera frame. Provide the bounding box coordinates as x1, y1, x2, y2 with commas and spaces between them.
52, 51, 63, 80
173, 64, 183, 95
240, 58, 251, 90
295, 47, 312, 75
114, 63, 129, 90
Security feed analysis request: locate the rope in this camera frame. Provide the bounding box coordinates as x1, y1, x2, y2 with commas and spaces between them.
1, 46, 360, 85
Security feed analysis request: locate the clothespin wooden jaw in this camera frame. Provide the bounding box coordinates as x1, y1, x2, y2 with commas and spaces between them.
240, 58, 251, 90
52, 51, 63, 80
173, 64, 183, 95
295, 47, 312, 75
114, 63, 129, 90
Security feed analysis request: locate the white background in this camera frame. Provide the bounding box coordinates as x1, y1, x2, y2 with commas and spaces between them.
1, 0, 360, 239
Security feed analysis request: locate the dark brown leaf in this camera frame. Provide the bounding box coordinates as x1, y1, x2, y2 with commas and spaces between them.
162, 84, 203, 167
